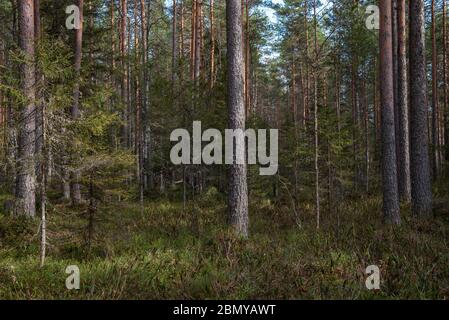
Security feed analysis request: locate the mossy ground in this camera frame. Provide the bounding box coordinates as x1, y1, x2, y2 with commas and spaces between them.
0, 189, 448, 300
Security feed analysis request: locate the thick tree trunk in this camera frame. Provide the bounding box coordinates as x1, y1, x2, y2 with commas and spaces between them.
397, 0, 411, 202
379, 0, 401, 225
409, 0, 433, 218
226, 0, 249, 238
15, 0, 36, 218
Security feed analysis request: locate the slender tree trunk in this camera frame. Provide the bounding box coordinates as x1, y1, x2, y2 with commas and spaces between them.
335, 58, 341, 134
313, 0, 320, 229
127, 15, 132, 149
245, 0, 250, 116
351, 57, 359, 188
303, 1, 309, 126
409, 0, 433, 218
362, 78, 369, 193
209, 0, 215, 89
70, 0, 84, 206
110, 0, 116, 72
397, 0, 411, 202
443, 0, 448, 163
374, 57, 381, 163
120, 0, 129, 147
172, 0, 177, 86
39, 91, 47, 267
72, 0, 83, 119
314, 76, 320, 228
15, 0, 36, 218
140, 0, 151, 191
392, 0, 400, 172
292, 62, 299, 198
194, 0, 201, 82
190, 0, 197, 81
227, 0, 248, 238
431, 0, 440, 177
180, 0, 185, 59
379, 0, 401, 224
0, 40, 3, 130
110, 0, 116, 114
34, 0, 46, 266
34, 0, 43, 183
131, 0, 143, 211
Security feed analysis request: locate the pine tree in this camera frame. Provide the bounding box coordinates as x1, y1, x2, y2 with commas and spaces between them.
409, 0, 433, 218
227, 0, 249, 238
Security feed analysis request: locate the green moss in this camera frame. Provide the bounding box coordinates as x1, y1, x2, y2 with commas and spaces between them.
0, 196, 448, 299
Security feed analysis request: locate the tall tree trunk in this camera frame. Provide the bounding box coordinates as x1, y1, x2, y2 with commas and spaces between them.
34, 0, 46, 266
172, 0, 177, 86
180, 0, 185, 59
303, 1, 309, 127
374, 57, 381, 163
244, 0, 250, 116
110, 0, 116, 73
351, 56, 359, 188
15, 0, 36, 218
226, 0, 248, 238
133, 0, 144, 211
397, 0, 411, 202
379, 0, 401, 225
140, 0, 151, 191
431, 0, 440, 177
139, 0, 146, 192
335, 57, 341, 134
120, 0, 129, 147
127, 15, 132, 149
194, 0, 201, 82
361, 78, 369, 193
110, 0, 116, 113
444, 0, 448, 163
190, 0, 196, 81
34, 0, 43, 182
409, 0, 433, 218
313, 0, 320, 229
209, 0, 215, 89
0, 38, 3, 130
70, 0, 84, 206
39, 85, 47, 267
392, 0, 400, 172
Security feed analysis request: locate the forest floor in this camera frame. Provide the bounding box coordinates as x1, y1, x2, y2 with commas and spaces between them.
0, 188, 448, 299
